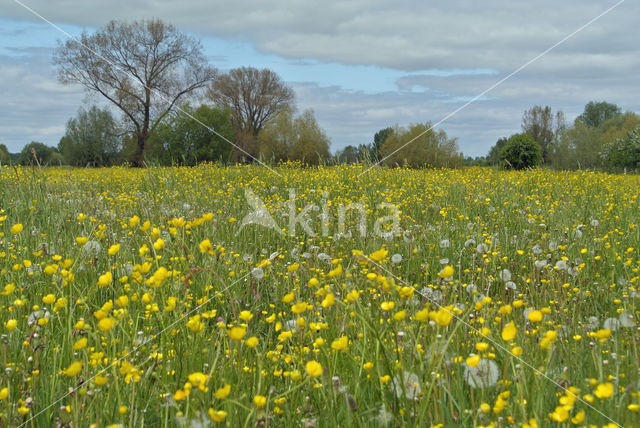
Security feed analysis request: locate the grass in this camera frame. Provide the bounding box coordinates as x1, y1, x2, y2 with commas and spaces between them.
0, 164, 638, 427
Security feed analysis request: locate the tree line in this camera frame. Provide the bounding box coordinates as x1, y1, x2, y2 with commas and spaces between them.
3, 18, 463, 169
470, 101, 640, 170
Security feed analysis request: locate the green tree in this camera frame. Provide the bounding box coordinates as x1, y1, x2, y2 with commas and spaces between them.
54, 19, 216, 166
372, 127, 394, 161
499, 133, 542, 170
601, 126, 640, 169
59, 105, 121, 166
576, 101, 622, 128
258, 108, 330, 165
147, 104, 234, 165
18, 142, 57, 165
0, 144, 10, 164
379, 123, 462, 168
487, 137, 508, 166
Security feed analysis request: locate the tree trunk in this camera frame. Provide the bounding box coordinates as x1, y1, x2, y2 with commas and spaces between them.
134, 133, 146, 167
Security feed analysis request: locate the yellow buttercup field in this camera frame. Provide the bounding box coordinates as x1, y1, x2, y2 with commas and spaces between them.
0, 164, 639, 427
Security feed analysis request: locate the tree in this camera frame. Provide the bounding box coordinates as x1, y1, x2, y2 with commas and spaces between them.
499, 133, 542, 170
206, 67, 294, 158
379, 123, 462, 168
576, 101, 622, 128
147, 104, 234, 165
487, 137, 508, 166
0, 144, 10, 164
521, 105, 565, 163
59, 105, 121, 166
53, 19, 216, 166
372, 127, 394, 161
601, 126, 640, 169
258, 108, 330, 165
18, 142, 57, 165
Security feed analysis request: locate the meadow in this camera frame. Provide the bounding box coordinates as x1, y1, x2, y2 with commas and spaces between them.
0, 164, 639, 427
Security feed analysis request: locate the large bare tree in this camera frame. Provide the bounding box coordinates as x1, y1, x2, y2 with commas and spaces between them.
54, 19, 216, 166
206, 67, 294, 156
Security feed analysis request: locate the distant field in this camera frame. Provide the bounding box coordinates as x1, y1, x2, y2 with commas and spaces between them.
0, 165, 638, 427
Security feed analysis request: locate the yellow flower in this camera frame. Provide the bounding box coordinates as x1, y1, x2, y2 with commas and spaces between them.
571, 410, 585, 424
199, 239, 213, 254
291, 302, 307, 315
0, 387, 8, 400
393, 310, 406, 321
97, 271, 113, 287
4, 319, 17, 331
228, 326, 246, 341
208, 409, 227, 422
107, 243, 120, 255
153, 238, 165, 251
239, 310, 253, 322
331, 336, 349, 351
369, 247, 388, 262
10, 223, 23, 235
501, 321, 517, 341
466, 355, 481, 367
97, 317, 115, 332
42, 294, 56, 305
75, 236, 88, 245
129, 215, 140, 228
63, 361, 82, 377
287, 263, 300, 272
94, 375, 109, 386
594, 382, 614, 399
305, 360, 323, 378
432, 306, 454, 327
186, 315, 204, 333
73, 337, 88, 351
363, 362, 374, 370
245, 336, 259, 348
214, 384, 231, 399
254, 395, 267, 408
438, 265, 454, 279
188, 372, 209, 392
527, 310, 543, 323
380, 301, 395, 311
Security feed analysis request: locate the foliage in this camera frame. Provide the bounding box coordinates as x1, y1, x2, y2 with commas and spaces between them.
58, 105, 121, 166
600, 126, 640, 169
576, 101, 622, 128
379, 123, 462, 168
18, 141, 58, 165
0, 144, 10, 164
486, 137, 508, 166
499, 133, 542, 169
146, 104, 234, 165
550, 112, 640, 170
258, 108, 330, 165
53, 19, 216, 166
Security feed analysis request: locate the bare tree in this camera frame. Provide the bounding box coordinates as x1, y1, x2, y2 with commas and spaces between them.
522, 105, 565, 164
54, 19, 216, 166
206, 67, 294, 156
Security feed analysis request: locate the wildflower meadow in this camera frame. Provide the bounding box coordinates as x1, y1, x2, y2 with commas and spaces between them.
0, 164, 639, 427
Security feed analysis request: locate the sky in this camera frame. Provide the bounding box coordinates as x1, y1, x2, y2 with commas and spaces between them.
0, 0, 638, 157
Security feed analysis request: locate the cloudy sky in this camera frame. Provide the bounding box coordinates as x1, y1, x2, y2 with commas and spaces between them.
1, 0, 638, 157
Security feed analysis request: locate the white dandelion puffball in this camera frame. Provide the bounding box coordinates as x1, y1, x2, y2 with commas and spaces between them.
439, 239, 451, 249
391, 254, 403, 264
500, 269, 512, 282
586, 316, 599, 330
464, 359, 500, 389
619, 313, 636, 328
392, 371, 422, 400
603, 318, 621, 332
251, 267, 264, 280
82, 240, 102, 257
